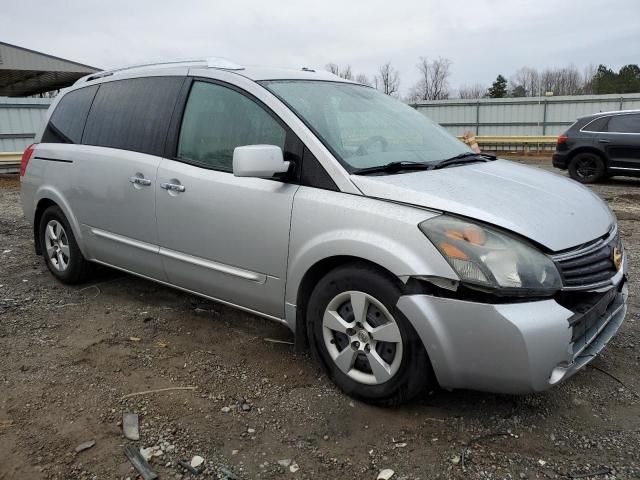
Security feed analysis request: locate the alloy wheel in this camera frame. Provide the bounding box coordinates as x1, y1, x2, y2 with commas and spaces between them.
322, 290, 403, 385
44, 220, 70, 272
575, 156, 598, 181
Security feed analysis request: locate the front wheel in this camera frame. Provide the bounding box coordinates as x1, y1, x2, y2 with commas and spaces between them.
306, 264, 433, 406
568, 152, 605, 183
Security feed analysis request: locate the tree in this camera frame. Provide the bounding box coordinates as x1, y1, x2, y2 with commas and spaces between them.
510, 67, 539, 97
458, 84, 486, 99
408, 57, 452, 101
375, 62, 400, 96
488, 75, 508, 98
355, 73, 372, 87
325, 63, 353, 80
617, 64, 640, 93
510, 85, 527, 97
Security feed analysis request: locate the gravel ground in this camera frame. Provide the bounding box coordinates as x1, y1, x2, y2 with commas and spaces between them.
1, 157, 639, 480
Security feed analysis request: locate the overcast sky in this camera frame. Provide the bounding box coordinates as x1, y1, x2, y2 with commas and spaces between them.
4, 0, 640, 95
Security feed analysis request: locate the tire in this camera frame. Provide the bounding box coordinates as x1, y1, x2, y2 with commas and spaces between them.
568, 152, 605, 184
306, 263, 434, 406
38, 205, 92, 284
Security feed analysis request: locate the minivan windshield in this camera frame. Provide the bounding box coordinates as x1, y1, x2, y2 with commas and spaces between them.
262, 80, 471, 172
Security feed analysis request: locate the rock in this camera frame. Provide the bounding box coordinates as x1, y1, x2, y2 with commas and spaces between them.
278, 459, 292, 467
123, 413, 140, 441
140, 446, 155, 461
247, 428, 256, 434
190, 455, 204, 468
289, 462, 300, 473
221, 407, 231, 413
538, 459, 547, 466
377, 469, 395, 480
74, 440, 96, 453
451, 455, 461, 465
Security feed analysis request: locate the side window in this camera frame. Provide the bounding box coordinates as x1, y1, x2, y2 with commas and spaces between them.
41, 85, 98, 144
608, 114, 640, 134
82, 77, 183, 156
583, 116, 609, 132
177, 81, 286, 171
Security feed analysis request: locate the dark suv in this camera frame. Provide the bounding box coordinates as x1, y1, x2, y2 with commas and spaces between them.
553, 110, 640, 183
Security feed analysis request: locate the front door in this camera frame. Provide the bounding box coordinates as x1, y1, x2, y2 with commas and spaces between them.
155, 80, 299, 318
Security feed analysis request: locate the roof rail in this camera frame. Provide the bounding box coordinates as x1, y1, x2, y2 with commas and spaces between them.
80, 57, 244, 83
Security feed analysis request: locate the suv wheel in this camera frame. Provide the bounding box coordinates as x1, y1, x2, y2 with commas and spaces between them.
568, 152, 605, 184
39, 206, 92, 284
306, 264, 433, 406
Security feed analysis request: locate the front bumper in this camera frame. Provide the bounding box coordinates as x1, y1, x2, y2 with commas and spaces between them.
397, 279, 628, 394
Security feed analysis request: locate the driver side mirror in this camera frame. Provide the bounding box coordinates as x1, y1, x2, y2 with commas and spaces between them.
232, 145, 290, 178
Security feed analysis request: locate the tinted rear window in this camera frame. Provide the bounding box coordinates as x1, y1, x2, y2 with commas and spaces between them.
608, 114, 640, 134
41, 85, 98, 144
582, 115, 610, 132
82, 77, 183, 156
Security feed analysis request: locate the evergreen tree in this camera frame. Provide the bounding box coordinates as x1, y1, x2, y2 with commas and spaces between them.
488, 75, 508, 98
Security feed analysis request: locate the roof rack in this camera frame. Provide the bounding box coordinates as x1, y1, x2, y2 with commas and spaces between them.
81, 57, 244, 83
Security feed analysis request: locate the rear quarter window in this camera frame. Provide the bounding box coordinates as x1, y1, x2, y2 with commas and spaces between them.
581, 116, 610, 132
41, 85, 98, 144
82, 76, 183, 156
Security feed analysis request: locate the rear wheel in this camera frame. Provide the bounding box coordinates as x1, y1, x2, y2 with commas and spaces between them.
568, 152, 605, 183
306, 264, 433, 406
39, 206, 92, 284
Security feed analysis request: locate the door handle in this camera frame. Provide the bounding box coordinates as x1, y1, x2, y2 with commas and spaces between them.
598, 139, 611, 144
160, 182, 186, 192
129, 176, 152, 186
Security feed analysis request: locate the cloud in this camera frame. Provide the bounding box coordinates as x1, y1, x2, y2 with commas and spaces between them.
2, 0, 639, 94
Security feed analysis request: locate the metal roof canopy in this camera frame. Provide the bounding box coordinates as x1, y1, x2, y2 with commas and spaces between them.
0, 41, 99, 97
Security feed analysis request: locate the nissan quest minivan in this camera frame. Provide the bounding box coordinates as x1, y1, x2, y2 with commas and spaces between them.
20, 58, 628, 405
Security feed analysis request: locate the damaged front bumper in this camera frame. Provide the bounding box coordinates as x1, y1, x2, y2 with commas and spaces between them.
397, 277, 628, 394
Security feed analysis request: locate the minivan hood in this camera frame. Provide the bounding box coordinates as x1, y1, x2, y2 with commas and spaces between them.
350, 159, 614, 252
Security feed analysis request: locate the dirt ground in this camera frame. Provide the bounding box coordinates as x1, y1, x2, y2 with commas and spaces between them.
1, 157, 639, 480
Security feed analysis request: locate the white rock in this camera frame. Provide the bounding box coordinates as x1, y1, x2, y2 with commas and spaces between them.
289, 462, 299, 473
451, 455, 461, 464
221, 406, 231, 413
278, 459, 292, 467
538, 459, 547, 466
247, 428, 256, 434
377, 469, 395, 480
191, 455, 205, 468
140, 447, 155, 461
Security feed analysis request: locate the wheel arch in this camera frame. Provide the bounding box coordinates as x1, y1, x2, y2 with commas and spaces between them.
32, 190, 87, 258
292, 255, 412, 351
567, 146, 607, 164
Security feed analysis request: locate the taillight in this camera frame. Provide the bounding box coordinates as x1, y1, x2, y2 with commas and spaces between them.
20, 143, 36, 177
557, 135, 568, 145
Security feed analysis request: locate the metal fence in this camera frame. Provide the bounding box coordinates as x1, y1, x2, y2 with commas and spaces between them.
413, 93, 640, 137
0, 96, 52, 152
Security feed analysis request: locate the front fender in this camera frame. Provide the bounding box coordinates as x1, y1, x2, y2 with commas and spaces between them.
285, 188, 458, 328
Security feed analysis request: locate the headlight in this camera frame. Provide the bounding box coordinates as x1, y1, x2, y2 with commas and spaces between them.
419, 215, 562, 295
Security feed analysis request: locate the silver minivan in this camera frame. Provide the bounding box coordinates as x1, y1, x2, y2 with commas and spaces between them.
20, 58, 628, 405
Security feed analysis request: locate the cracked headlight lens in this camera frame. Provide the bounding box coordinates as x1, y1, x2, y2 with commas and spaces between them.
419, 215, 562, 295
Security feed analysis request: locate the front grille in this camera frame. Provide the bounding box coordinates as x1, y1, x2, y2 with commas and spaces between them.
554, 229, 620, 289
568, 282, 625, 357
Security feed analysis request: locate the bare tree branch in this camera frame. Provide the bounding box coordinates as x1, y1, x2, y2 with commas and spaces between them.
408, 57, 452, 101
375, 62, 400, 96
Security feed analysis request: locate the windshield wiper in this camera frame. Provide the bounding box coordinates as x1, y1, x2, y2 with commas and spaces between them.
430, 152, 497, 170
352, 161, 432, 175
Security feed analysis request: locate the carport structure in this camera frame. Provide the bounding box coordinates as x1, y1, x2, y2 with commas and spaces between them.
0, 41, 99, 97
